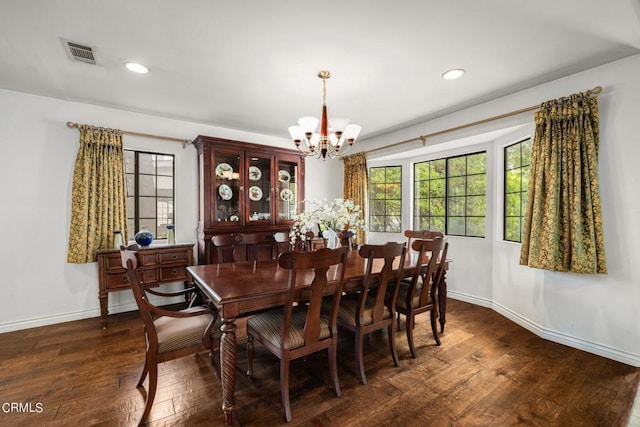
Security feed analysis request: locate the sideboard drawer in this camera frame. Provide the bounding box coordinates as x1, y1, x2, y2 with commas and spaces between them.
160, 266, 188, 282
159, 250, 189, 264
105, 271, 130, 289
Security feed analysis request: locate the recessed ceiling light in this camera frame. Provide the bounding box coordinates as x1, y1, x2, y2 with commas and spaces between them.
125, 62, 150, 74
442, 68, 465, 80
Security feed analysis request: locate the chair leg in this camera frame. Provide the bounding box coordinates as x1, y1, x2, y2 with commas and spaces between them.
328, 342, 341, 397
355, 332, 367, 385
137, 355, 149, 387
280, 357, 292, 422
406, 314, 417, 358
430, 309, 441, 346
388, 321, 399, 367
140, 360, 158, 424
246, 335, 254, 377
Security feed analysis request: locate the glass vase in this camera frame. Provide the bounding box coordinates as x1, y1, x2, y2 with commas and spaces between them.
134, 226, 153, 247
166, 225, 175, 245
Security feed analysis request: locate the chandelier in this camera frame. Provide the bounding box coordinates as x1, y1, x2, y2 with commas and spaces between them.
288, 71, 361, 160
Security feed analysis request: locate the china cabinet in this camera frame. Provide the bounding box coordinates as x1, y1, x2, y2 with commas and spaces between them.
194, 135, 305, 264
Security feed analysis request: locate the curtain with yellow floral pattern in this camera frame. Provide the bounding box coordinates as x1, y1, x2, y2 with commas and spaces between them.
67, 125, 127, 263
519, 92, 606, 273
343, 152, 368, 244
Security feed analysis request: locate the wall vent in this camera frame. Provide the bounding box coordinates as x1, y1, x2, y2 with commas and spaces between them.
62, 39, 98, 65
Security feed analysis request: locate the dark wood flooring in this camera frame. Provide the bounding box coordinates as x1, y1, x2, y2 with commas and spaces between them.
0, 299, 638, 426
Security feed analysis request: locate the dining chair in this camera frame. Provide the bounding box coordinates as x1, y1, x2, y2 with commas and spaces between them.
120, 244, 221, 425
395, 237, 448, 357
334, 241, 407, 385
273, 231, 291, 257
404, 229, 444, 255
212, 233, 266, 263
246, 247, 350, 422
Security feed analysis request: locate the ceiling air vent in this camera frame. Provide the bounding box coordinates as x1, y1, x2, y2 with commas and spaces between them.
63, 39, 98, 65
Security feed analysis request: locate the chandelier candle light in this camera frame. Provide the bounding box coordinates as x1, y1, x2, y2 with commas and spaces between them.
288, 71, 361, 160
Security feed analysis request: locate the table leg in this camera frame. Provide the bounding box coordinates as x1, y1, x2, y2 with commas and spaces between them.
220, 316, 237, 425
438, 271, 447, 333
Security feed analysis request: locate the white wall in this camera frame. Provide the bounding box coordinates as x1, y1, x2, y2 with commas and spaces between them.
0, 89, 343, 332
364, 54, 640, 366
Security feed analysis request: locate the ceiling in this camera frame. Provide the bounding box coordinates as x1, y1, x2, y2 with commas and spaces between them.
1, 1, 639, 142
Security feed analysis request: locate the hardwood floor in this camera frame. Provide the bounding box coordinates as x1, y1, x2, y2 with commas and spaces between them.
0, 299, 638, 426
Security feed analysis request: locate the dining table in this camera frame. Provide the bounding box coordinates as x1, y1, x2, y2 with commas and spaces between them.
187, 248, 450, 425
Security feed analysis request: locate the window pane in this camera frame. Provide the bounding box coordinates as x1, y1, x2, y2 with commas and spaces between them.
430, 178, 446, 198
466, 217, 485, 237
448, 177, 466, 197
415, 162, 429, 180
467, 174, 486, 195
369, 166, 401, 232
430, 198, 445, 216
448, 156, 466, 177
139, 175, 156, 196
466, 195, 485, 216
505, 217, 521, 242
157, 176, 173, 197
506, 193, 521, 216
506, 169, 521, 193
448, 216, 465, 235
139, 153, 155, 175
503, 138, 531, 242
431, 216, 446, 232
448, 196, 465, 216
124, 151, 135, 173
431, 159, 446, 179
139, 196, 156, 218
467, 153, 486, 174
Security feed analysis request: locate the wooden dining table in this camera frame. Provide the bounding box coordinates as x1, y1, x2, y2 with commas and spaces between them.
187, 248, 449, 425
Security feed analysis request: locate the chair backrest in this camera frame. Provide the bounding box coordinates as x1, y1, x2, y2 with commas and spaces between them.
273, 231, 291, 257
356, 242, 407, 325
404, 230, 444, 254
408, 237, 447, 308
277, 247, 350, 349
212, 233, 268, 263
212, 234, 243, 263
120, 244, 157, 342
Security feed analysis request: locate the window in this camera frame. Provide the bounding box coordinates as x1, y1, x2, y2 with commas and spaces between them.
504, 138, 532, 242
124, 150, 175, 240
369, 166, 402, 232
414, 151, 486, 237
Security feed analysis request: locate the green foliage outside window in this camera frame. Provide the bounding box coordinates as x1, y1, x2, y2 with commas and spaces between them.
504, 138, 532, 242
414, 152, 486, 237
369, 166, 402, 232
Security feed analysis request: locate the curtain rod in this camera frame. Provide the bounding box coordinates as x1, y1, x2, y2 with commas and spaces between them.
365, 85, 602, 155
66, 121, 192, 148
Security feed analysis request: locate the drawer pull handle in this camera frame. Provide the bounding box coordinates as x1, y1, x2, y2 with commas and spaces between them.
121, 275, 127, 282
172, 255, 177, 260
172, 269, 177, 275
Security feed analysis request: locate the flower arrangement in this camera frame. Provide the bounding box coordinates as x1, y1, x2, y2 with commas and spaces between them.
289, 198, 365, 246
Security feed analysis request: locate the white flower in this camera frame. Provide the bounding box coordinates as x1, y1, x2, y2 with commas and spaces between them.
289, 198, 365, 245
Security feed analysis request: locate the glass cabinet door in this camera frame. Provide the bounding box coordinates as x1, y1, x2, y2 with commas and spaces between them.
246, 155, 272, 224
213, 152, 241, 224
276, 158, 299, 222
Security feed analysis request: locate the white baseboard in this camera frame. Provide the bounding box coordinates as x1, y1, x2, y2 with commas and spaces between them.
0, 293, 187, 334
447, 290, 640, 367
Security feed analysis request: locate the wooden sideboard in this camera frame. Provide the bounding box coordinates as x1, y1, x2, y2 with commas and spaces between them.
96, 243, 194, 328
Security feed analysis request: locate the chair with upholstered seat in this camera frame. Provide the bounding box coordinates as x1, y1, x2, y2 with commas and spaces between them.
246, 247, 350, 422
120, 244, 221, 425
334, 241, 406, 385
273, 231, 291, 257
395, 237, 448, 357
404, 229, 444, 255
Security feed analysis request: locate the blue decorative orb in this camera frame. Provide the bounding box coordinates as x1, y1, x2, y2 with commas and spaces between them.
134, 227, 153, 247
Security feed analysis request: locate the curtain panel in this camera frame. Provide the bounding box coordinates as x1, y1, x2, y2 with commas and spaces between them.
519, 92, 606, 273
67, 125, 128, 263
343, 152, 368, 245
